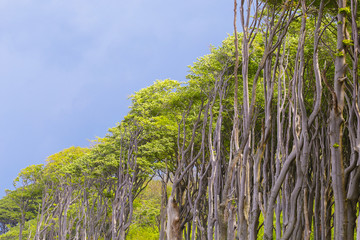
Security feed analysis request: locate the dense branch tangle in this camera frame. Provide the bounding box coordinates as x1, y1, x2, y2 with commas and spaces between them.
164, 0, 360, 239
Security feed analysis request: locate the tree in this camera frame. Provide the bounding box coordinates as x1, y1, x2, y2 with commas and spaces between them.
6, 164, 43, 240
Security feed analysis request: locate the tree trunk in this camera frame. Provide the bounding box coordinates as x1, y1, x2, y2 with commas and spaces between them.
159, 177, 168, 240
166, 196, 181, 240
19, 210, 24, 240
330, 0, 348, 237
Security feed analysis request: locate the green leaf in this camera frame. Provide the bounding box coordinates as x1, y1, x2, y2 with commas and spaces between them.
343, 39, 354, 46
338, 7, 350, 15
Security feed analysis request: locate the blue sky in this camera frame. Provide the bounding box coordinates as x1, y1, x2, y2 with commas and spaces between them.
0, 0, 233, 196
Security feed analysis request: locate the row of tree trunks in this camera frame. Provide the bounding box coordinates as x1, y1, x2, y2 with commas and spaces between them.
30, 0, 359, 238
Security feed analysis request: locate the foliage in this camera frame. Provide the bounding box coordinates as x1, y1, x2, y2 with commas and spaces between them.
0, 218, 37, 240
128, 181, 163, 240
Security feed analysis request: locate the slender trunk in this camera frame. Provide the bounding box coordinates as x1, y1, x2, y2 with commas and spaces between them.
159, 176, 168, 240
330, 0, 348, 238
19, 210, 24, 240
357, 205, 360, 240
